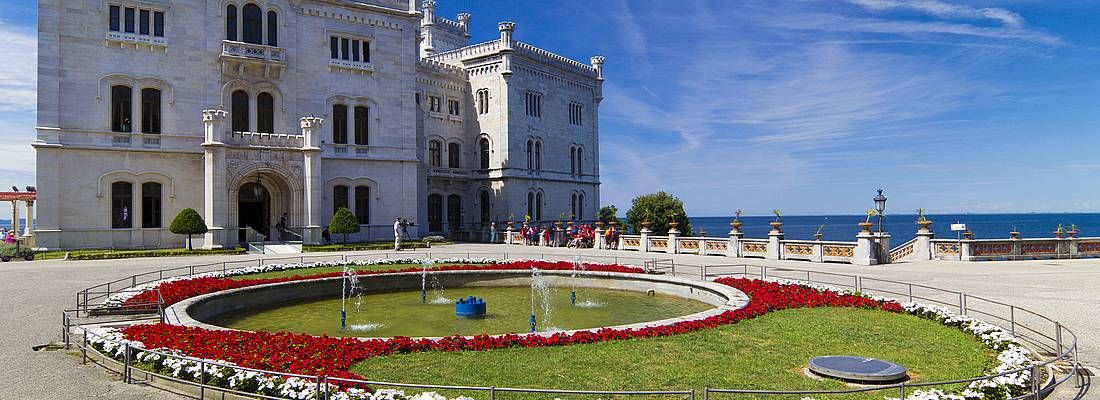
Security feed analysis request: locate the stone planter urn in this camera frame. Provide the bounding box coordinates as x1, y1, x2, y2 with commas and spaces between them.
769, 221, 784, 233
814, 233, 824, 241
595, 221, 604, 229
641, 221, 653, 231
1010, 231, 1020, 240
1054, 229, 1063, 239
1068, 229, 1079, 239
669, 221, 680, 232
964, 231, 974, 240
609, 221, 618, 227
917, 220, 933, 233
858, 221, 874, 233
730, 220, 743, 231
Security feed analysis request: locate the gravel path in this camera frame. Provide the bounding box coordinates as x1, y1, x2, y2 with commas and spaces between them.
2, 245, 1093, 399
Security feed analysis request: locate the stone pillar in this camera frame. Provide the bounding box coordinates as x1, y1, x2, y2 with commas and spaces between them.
1009, 230, 1021, 260
767, 222, 784, 260
875, 232, 892, 264
639, 222, 652, 253
201, 110, 229, 249
10, 201, 20, 239
300, 116, 324, 245
23, 200, 34, 238
498, 22, 515, 76
421, 0, 437, 56
594, 222, 605, 249
853, 222, 877, 265
668, 222, 681, 254
728, 221, 743, 257
914, 222, 934, 261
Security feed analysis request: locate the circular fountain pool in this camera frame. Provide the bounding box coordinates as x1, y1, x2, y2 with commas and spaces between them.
168, 269, 749, 339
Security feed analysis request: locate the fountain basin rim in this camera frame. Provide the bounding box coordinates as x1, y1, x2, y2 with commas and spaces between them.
166, 269, 750, 340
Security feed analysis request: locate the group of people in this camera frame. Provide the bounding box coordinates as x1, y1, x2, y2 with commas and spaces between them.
0, 228, 17, 244
513, 223, 621, 249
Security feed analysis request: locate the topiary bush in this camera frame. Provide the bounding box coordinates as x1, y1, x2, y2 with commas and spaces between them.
328, 207, 360, 243
169, 208, 208, 251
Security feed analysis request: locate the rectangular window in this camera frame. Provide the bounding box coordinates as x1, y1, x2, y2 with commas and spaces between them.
111, 85, 132, 133
448, 143, 461, 168
333, 185, 349, 213
141, 88, 161, 134
429, 141, 441, 167
153, 11, 164, 37
111, 182, 133, 229
354, 106, 368, 145
569, 102, 583, 125
141, 182, 162, 228
124, 7, 135, 33
429, 96, 441, 113
351, 39, 360, 62
341, 38, 350, 60
362, 41, 370, 62
332, 105, 348, 144
525, 92, 541, 118
354, 186, 369, 225
448, 99, 460, 116
330, 36, 339, 59
109, 6, 121, 31
139, 9, 149, 35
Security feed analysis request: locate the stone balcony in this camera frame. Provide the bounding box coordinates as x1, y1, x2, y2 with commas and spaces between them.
220, 40, 286, 79
105, 30, 167, 49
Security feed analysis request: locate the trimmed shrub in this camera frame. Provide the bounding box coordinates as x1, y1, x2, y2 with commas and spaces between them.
169, 208, 208, 250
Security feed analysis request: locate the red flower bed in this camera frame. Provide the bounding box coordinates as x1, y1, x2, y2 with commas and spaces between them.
121, 277, 903, 382
124, 261, 643, 308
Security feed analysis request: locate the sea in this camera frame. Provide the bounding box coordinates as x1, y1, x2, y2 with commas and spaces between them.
686, 213, 1100, 245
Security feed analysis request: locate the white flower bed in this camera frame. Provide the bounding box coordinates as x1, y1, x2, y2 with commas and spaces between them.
765, 278, 1036, 400
102, 257, 515, 307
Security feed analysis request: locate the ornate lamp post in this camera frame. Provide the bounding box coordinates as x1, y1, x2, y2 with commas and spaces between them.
873, 189, 887, 233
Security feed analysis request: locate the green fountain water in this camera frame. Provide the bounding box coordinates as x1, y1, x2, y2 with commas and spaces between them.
212, 286, 711, 338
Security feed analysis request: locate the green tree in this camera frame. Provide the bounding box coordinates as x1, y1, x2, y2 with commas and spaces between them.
169, 208, 208, 251
597, 205, 620, 224
625, 192, 692, 235
329, 207, 360, 243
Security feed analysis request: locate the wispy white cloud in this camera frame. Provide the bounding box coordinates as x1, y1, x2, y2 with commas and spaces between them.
0, 25, 36, 113
848, 0, 1025, 28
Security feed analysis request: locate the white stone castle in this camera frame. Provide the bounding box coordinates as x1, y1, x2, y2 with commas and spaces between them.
33, 0, 603, 250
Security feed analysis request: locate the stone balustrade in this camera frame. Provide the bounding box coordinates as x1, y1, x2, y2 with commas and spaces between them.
225, 131, 304, 148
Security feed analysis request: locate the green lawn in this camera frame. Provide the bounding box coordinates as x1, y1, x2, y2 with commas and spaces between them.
353, 307, 993, 400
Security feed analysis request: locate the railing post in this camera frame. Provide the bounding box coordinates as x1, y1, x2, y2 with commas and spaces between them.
1055, 322, 1063, 354
959, 293, 966, 315
704, 387, 709, 400
690, 389, 696, 400
490, 386, 496, 400
82, 330, 87, 364
899, 382, 906, 399
315, 375, 323, 400
908, 284, 913, 302
700, 265, 706, 281
131, 275, 136, 288
1010, 306, 1016, 336
1032, 364, 1041, 400
806, 270, 811, 283
199, 360, 206, 399
123, 343, 131, 384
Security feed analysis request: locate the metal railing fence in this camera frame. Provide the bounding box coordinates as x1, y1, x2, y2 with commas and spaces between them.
63, 252, 1083, 400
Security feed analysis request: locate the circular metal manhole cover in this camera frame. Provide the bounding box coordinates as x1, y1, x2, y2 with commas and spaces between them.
808, 356, 908, 383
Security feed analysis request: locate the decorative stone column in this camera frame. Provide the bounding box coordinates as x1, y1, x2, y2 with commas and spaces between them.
728, 220, 743, 257
23, 200, 34, 238
498, 22, 515, 76
300, 116, 325, 245
594, 221, 605, 249
913, 221, 935, 261
767, 221, 784, 260
201, 110, 229, 249
10, 200, 20, 239
639, 221, 652, 253
668, 221, 681, 254
853, 222, 878, 265
1009, 230, 1021, 259
554, 221, 564, 247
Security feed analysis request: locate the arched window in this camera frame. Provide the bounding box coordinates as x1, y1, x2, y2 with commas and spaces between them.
332, 104, 347, 144
448, 142, 461, 168
266, 10, 278, 46
479, 138, 490, 170
140, 88, 161, 134
447, 195, 462, 231
242, 4, 262, 45
527, 192, 534, 221
332, 185, 349, 214
111, 85, 132, 132
578, 192, 585, 220
534, 141, 542, 171
570, 147, 576, 174
477, 89, 489, 114
141, 182, 162, 228
576, 145, 585, 173
428, 140, 442, 167
257, 92, 274, 134
525, 140, 533, 170
428, 194, 443, 232
535, 192, 543, 221
225, 4, 237, 41
354, 106, 369, 145
231, 90, 249, 133
479, 191, 491, 225
354, 186, 369, 225
571, 193, 577, 220
111, 181, 133, 229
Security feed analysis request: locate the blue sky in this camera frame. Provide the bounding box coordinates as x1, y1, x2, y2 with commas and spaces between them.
1, 1, 1098, 216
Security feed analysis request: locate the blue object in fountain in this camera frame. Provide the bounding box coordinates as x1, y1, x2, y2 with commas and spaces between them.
455, 296, 487, 317
340, 309, 346, 329
571, 290, 577, 305
530, 313, 537, 332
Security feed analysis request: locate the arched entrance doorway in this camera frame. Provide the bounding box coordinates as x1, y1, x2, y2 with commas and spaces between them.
238, 181, 270, 242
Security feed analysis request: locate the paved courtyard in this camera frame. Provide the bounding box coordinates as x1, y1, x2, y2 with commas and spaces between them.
1, 244, 1095, 399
